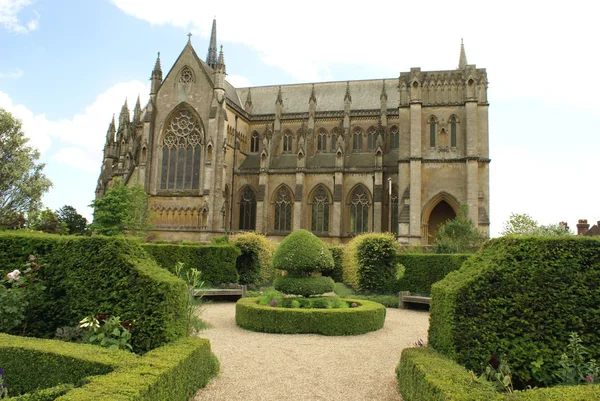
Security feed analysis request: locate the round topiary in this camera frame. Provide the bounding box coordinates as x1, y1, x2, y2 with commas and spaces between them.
274, 276, 334, 297
272, 229, 334, 274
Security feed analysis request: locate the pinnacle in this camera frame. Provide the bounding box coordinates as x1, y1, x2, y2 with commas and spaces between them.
309, 84, 316, 103
276, 86, 283, 105
206, 18, 218, 68
245, 88, 253, 106
344, 81, 352, 102
458, 38, 468, 69
380, 80, 388, 101
154, 52, 161, 72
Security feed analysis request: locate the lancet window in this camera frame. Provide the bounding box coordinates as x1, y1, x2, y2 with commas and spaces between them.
352, 129, 363, 152
283, 131, 293, 153
450, 116, 457, 148
317, 130, 327, 152
250, 131, 259, 153
273, 186, 293, 232
311, 186, 330, 233
390, 126, 399, 149
349, 186, 370, 233
239, 187, 256, 231
429, 116, 437, 148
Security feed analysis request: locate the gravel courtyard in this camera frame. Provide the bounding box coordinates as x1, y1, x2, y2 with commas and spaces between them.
192, 302, 429, 401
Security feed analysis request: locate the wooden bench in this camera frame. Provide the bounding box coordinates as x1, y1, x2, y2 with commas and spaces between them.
398, 291, 431, 309
194, 285, 246, 299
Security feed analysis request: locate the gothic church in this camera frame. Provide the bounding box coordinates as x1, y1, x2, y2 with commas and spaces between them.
96, 20, 490, 245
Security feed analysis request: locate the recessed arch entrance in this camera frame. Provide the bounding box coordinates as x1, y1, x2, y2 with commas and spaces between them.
422, 192, 460, 245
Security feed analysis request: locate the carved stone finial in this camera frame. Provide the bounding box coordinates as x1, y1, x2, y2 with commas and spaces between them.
154, 52, 161, 72
276, 86, 283, 105
380, 80, 388, 101
309, 84, 317, 103
187, 32, 192, 43
344, 81, 352, 102
458, 38, 468, 69
245, 88, 252, 106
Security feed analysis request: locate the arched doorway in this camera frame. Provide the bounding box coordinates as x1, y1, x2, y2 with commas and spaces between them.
427, 200, 456, 244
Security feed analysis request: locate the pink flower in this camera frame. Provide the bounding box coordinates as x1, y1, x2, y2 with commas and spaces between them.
586, 375, 593, 383
6, 270, 20, 281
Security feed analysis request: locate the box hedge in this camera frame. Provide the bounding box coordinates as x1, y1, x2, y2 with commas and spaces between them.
396, 254, 470, 295
429, 236, 600, 389
273, 276, 334, 297
236, 297, 386, 335
0, 333, 219, 401
322, 245, 344, 282
397, 347, 600, 401
342, 233, 399, 293
0, 232, 187, 352
272, 229, 333, 274
229, 232, 275, 285
142, 243, 240, 285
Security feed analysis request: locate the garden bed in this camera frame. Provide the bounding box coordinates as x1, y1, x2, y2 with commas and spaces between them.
235, 297, 386, 335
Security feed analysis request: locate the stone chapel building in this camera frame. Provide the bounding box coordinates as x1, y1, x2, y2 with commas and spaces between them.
96, 20, 490, 245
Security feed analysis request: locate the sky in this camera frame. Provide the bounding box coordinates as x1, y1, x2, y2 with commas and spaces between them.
0, 0, 598, 236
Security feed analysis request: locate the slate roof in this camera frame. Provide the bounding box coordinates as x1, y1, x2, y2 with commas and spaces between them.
235, 79, 398, 115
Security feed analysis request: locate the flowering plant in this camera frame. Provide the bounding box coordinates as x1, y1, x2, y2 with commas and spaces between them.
556, 332, 599, 385
79, 314, 133, 351
0, 367, 8, 398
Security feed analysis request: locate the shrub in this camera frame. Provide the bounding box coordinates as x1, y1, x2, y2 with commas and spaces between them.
396, 347, 600, 401
0, 232, 187, 353
236, 297, 385, 335
0, 333, 219, 401
342, 232, 399, 293
229, 232, 275, 285
395, 254, 470, 295
274, 276, 334, 297
428, 236, 600, 389
322, 246, 344, 282
142, 243, 240, 285
272, 229, 333, 275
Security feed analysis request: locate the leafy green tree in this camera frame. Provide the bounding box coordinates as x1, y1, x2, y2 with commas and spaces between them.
56, 205, 88, 235
0, 109, 52, 227
501, 213, 571, 236
28, 208, 68, 235
90, 179, 150, 237
433, 206, 486, 253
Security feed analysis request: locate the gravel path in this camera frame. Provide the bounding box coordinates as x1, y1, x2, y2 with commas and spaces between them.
191, 302, 429, 401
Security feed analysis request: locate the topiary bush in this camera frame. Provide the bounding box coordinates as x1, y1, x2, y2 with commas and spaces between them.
322, 245, 344, 282
272, 229, 334, 276
229, 232, 276, 286
342, 232, 400, 293
142, 243, 240, 285
0, 232, 187, 353
236, 297, 385, 335
274, 276, 334, 297
395, 254, 471, 295
428, 236, 600, 389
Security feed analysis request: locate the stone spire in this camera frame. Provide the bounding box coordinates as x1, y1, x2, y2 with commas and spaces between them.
244, 88, 253, 113
380, 80, 388, 101
276, 86, 283, 105
309, 84, 317, 103
216, 45, 226, 74
458, 38, 468, 69
206, 18, 218, 69
119, 98, 130, 126
151, 52, 162, 95
344, 81, 352, 102
133, 95, 141, 123
106, 115, 116, 144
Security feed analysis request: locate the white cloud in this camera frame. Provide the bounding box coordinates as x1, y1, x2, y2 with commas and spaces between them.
0, 0, 39, 33
0, 68, 23, 79
0, 81, 150, 168
52, 147, 99, 173
226, 74, 250, 88
111, 0, 599, 113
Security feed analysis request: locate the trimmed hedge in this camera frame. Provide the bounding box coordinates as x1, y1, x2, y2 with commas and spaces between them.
396, 254, 470, 295
0, 232, 187, 352
229, 232, 275, 285
397, 347, 600, 401
236, 297, 385, 335
429, 236, 600, 389
274, 276, 334, 297
142, 243, 240, 285
0, 333, 219, 401
342, 232, 399, 293
6, 384, 74, 401
272, 229, 333, 274
397, 347, 502, 401
322, 245, 344, 282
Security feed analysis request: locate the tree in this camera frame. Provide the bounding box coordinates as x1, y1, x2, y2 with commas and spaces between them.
433, 206, 487, 253
27, 208, 68, 235
56, 205, 88, 235
90, 179, 150, 237
501, 213, 571, 236
0, 109, 52, 227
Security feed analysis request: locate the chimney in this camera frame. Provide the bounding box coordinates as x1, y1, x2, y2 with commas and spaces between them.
577, 219, 589, 236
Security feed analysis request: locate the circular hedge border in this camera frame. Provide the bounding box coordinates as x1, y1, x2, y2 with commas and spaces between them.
235, 297, 386, 335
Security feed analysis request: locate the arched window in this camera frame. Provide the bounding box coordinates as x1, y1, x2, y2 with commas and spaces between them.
239, 187, 256, 231
160, 108, 202, 191
352, 129, 363, 152
273, 186, 293, 232
450, 116, 457, 148
367, 128, 377, 150
178, 66, 195, 84
250, 131, 259, 153
331, 133, 337, 152
389, 126, 399, 149
311, 186, 330, 233
283, 131, 293, 153
317, 130, 327, 152
349, 186, 370, 233
429, 116, 437, 148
